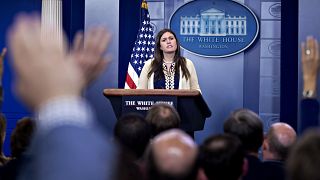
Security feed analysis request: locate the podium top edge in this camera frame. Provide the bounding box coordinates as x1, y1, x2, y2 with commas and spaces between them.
103, 89, 201, 97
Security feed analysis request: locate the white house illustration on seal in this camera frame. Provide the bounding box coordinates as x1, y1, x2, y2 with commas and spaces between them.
180, 8, 247, 36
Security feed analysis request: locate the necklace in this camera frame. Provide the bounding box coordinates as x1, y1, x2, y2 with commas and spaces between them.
163, 59, 174, 64
163, 62, 176, 89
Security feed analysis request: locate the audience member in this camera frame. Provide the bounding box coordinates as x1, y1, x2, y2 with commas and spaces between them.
286, 128, 320, 180
146, 103, 180, 137
10, 117, 35, 158
223, 108, 264, 180
0, 48, 8, 166
145, 129, 198, 180
114, 113, 151, 159
0, 113, 9, 166
199, 134, 246, 180
263, 122, 296, 161
8, 14, 115, 180
0, 48, 6, 108
0, 117, 35, 180
114, 113, 151, 180
261, 122, 296, 180
300, 36, 320, 132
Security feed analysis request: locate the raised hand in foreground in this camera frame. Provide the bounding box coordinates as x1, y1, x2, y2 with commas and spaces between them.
8, 14, 111, 110
301, 36, 319, 97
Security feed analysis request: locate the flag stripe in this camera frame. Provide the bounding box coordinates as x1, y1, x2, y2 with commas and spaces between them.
127, 62, 139, 86
125, 73, 137, 89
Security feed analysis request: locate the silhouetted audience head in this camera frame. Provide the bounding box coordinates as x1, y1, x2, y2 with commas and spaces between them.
10, 117, 35, 158
0, 113, 8, 165
146, 103, 181, 137
224, 108, 263, 154
263, 122, 296, 161
286, 128, 320, 180
146, 129, 198, 180
199, 134, 245, 180
0, 113, 6, 146
114, 113, 151, 159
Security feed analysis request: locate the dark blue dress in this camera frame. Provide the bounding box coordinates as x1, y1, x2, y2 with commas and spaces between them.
153, 63, 179, 89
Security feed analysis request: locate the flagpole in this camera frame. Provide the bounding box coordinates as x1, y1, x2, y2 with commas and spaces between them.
140, 0, 148, 26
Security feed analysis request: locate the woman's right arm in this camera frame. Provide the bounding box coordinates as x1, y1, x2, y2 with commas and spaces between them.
137, 60, 151, 89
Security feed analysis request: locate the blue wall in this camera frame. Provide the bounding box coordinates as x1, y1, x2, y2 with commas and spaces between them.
51, 0, 286, 144
281, 0, 298, 131
1, 0, 302, 154
85, 0, 119, 135
63, 0, 85, 43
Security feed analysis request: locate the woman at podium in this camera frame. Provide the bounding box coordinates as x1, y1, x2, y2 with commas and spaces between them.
138, 29, 200, 91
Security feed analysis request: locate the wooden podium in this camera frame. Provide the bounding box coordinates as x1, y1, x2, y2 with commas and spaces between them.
103, 89, 211, 132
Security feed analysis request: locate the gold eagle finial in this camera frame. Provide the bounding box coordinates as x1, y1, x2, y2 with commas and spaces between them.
141, 0, 148, 9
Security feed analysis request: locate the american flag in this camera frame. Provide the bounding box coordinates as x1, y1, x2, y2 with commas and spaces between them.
125, 0, 155, 89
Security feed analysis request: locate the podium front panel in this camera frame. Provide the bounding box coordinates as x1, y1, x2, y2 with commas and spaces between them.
178, 97, 206, 132
121, 96, 177, 117
104, 89, 211, 133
